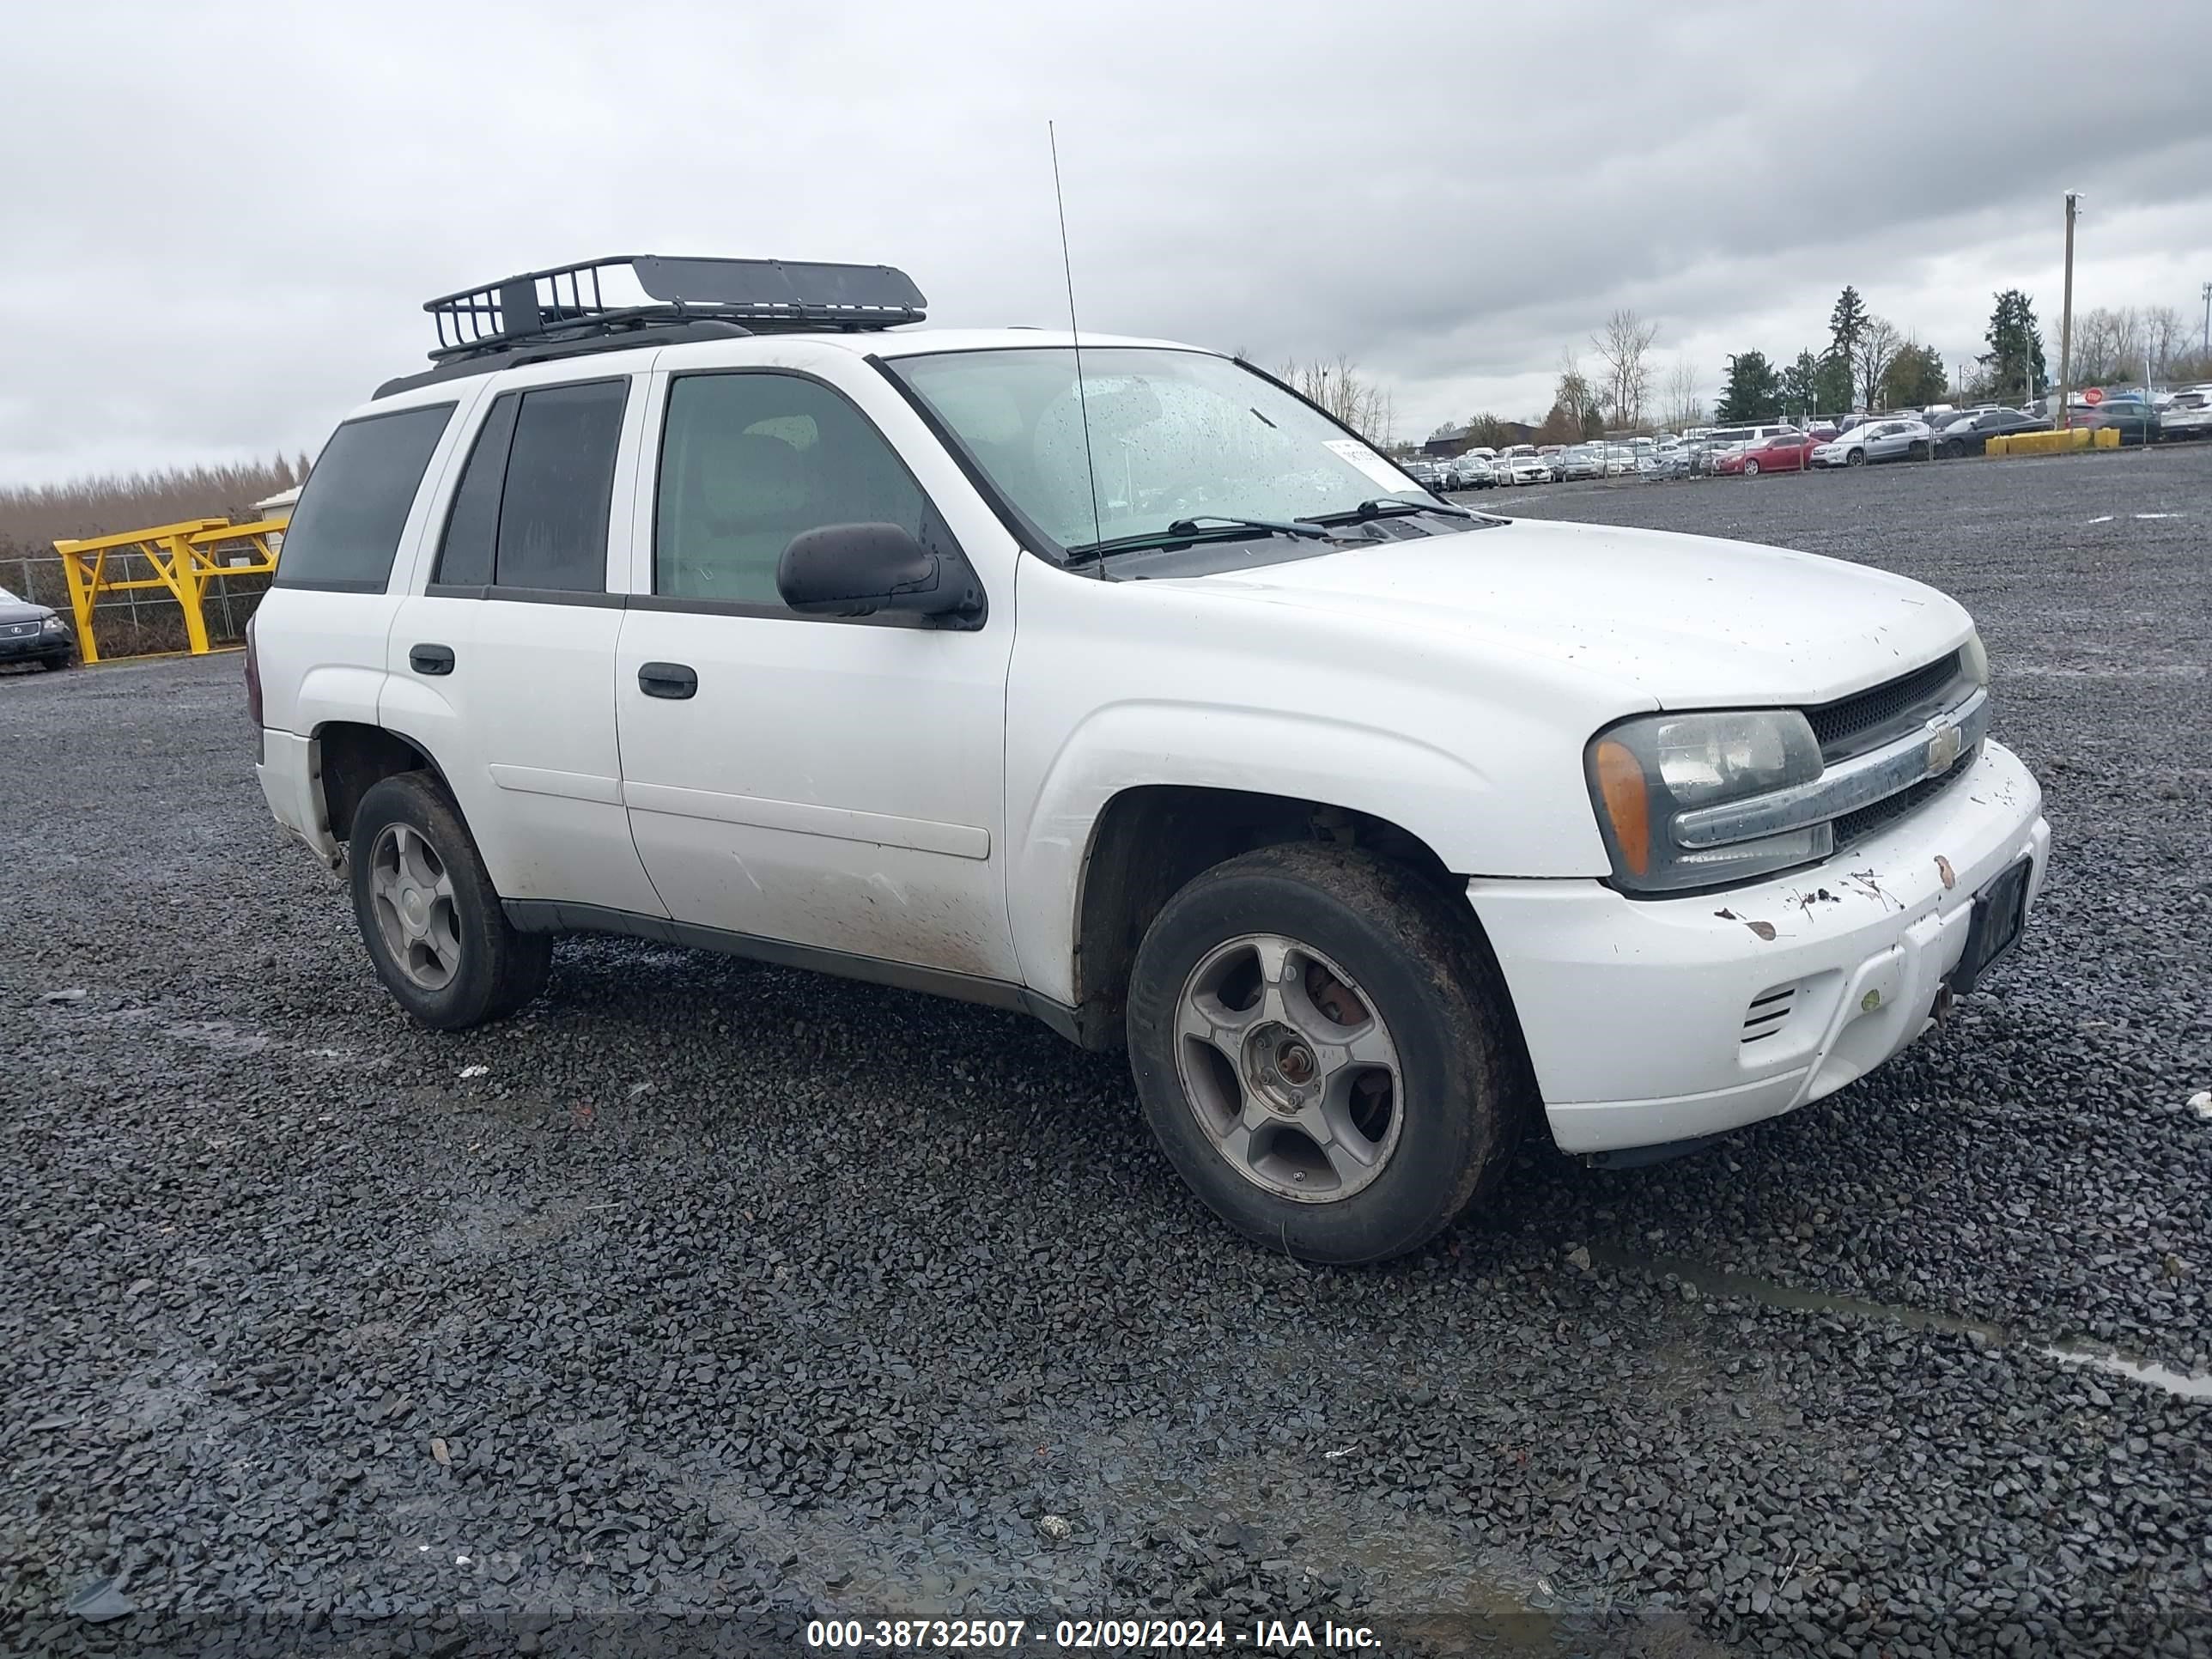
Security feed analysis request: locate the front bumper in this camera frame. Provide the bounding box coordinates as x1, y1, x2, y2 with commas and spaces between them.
0, 629, 70, 661
1468, 738, 2047, 1154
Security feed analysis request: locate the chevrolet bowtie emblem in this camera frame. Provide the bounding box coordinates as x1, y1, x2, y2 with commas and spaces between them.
1926, 718, 1963, 775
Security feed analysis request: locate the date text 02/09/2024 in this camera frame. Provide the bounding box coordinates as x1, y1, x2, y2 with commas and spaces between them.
804, 1617, 1383, 1651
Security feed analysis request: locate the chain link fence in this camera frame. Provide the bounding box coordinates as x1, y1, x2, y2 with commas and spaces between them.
1, 544, 270, 659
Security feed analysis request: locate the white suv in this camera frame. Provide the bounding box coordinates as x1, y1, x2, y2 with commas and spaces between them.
250, 255, 2049, 1264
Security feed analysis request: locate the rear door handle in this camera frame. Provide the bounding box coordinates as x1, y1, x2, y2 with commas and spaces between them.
638, 661, 697, 700
410, 643, 455, 676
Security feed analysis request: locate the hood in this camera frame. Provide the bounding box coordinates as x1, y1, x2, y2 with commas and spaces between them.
1157, 516, 1971, 708
0, 597, 57, 626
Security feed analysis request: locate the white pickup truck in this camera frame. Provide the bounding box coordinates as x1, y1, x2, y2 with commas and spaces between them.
250, 256, 2048, 1264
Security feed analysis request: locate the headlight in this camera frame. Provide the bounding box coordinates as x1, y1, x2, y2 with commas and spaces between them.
40, 614, 66, 634
1960, 630, 1988, 687
1587, 708, 1829, 894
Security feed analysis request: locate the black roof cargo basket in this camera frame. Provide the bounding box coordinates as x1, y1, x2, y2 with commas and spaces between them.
426, 255, 927, 358
374, 256, 927, 398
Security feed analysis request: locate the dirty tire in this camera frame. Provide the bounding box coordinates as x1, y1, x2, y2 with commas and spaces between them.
348, 772, 551, 1031
1127, 843, 1530, 1265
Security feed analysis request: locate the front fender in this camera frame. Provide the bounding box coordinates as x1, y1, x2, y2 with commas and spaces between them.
1007, 698, 1613, 1007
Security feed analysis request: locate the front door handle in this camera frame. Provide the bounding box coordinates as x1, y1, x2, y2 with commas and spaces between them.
638, 661, 697, 700
410, 643, 455, 676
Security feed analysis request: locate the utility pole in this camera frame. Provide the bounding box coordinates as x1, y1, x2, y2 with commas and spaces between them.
2202, 279, 2210, 362
2057, 191, 2079, 429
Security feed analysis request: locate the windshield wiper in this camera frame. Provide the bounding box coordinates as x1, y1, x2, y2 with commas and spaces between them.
1063, 514, 1331, 566
1304, 495, 1476, 526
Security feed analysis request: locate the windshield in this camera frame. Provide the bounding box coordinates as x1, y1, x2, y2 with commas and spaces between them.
888, 348, 1425, 556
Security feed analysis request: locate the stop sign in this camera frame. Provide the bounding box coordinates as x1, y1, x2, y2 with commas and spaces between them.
2083, 387, 2105, 405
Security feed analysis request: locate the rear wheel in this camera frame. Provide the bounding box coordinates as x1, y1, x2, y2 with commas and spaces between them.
349, 772, 551, 1030
1127, 844, 1529, 1264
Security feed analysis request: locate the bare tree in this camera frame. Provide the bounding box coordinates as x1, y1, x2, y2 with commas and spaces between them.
1591, 309, 1661, 429
1662, 358, 1705, 430
2142, 305, 2185, 379
1554, 348, 1604, 434
1851, 317, 1903, 410
1276, 355, 1395, 445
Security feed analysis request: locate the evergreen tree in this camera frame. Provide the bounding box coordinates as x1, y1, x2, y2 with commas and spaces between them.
1820, 286, 1869, 409
1814, 354, 1855, 414
1715, 352, 1784, 422
1980, 290, 2047, 404
1881, 343, 1948, 409
1827, 286, 1869, 362
1778, 352, 1823, 419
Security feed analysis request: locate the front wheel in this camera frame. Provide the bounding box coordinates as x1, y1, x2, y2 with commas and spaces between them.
1744, 459, 1761, 477
349, 772, 551, 1030
1127, 844, 1530, 1264
1845, 448, 1866, 466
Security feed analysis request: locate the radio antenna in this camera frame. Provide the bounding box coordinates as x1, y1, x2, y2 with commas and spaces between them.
1049, 121, 1104, 559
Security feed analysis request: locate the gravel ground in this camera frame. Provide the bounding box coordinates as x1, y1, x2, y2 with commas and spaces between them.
3, 444, 2208, 1658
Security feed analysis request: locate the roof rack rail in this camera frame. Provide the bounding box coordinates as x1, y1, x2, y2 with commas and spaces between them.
423, 255, 927, 361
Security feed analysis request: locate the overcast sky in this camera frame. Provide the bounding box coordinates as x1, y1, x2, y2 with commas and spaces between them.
7, 1, 2211, 482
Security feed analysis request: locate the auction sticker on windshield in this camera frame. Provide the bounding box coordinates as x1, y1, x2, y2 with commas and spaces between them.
1324, 439, 1413, 490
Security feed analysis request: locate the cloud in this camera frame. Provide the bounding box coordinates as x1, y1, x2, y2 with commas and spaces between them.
4, 0, 2209, 477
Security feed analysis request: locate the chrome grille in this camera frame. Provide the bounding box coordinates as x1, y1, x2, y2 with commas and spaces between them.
1808, 651, 1968, 761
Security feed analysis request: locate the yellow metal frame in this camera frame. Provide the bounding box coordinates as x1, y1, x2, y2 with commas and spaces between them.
51, 515, 289, 664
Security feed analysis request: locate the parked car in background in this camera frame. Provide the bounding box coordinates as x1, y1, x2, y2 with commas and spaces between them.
2087, 402, 2163, 447
1934, 409, 2050, 458
1505, 453, 1556, 484
1717, 430, 1820, 476
0, 587, 76, 671
2161, 388, 2212, 439
1558, 446, 1604, 482
1813, 418, 1933, 467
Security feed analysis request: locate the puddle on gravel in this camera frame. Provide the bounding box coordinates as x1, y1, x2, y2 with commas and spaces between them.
2041, 1345, 2212, 1401
1589, 1245, 2212, 1401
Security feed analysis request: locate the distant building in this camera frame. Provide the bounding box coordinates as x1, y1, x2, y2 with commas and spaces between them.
1422, 421, 1536, 457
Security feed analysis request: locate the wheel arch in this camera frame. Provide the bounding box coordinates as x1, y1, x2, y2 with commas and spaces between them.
1064, 783, 1524, 1056
312, 720, 455, 842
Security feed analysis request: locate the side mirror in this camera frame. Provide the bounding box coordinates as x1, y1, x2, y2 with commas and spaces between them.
776, 523, 984, 627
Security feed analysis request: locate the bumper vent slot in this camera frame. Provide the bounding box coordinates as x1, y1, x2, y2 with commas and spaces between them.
1741, 984, 1797, 1045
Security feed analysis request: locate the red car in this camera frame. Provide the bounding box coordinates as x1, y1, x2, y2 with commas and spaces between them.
1716, 430, 1826, 476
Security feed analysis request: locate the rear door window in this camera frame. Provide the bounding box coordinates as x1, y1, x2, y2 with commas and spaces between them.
495, 381, 629, 592
432, 392, 521, 588
276, 404, 454, 591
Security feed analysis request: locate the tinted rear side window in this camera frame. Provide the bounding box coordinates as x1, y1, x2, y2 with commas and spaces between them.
494, 380, 628, 592
433, 392, 522, 588
276, 404, 453, 591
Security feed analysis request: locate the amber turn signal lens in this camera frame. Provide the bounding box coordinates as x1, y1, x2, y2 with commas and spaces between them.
1594, 738, 1651, 876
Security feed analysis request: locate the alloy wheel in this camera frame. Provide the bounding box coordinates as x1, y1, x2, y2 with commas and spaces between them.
368, 823, 463, 992
1172, 933, 1404, 1203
